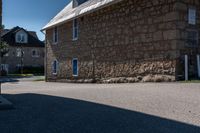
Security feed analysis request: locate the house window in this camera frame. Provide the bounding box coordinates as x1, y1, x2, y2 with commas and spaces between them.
1, 64, 9, 73
4, 52, 9, 57
73, 19, 78, 40
53, 27, 58, 43
52, 60, 59, 75
16, 64, 22, 68
32, 49, 40, 58
73, 0, 88, 8
186, 30, 198, 47
16, 34, 26, 43
16, 48, 22, 57
188, 7, 196, 25
72, 58, 78, 76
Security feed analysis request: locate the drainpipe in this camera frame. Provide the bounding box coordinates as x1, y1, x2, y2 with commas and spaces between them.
185, 55, 188, 81
197, 55, 200, 78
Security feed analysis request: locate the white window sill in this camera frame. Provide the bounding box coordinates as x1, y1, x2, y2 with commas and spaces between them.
32, 56, 40, 58
73, 74, 78, 77
53, 73, 57, 75
16, 42, 27, 44
72, 38, 78, 41
52, 42, 58, 45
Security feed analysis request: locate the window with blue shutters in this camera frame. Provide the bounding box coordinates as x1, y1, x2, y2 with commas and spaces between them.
72, 58, 78, 76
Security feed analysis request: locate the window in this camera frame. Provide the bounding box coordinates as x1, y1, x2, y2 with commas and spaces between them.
1, 64, 9, 73
16, 64, 22, 68
16, 48, 22, 57
52, 60, 59, 75
188, 8, 196, 25
16, 33, 26, 43
73, 19, 78, 40
53, 27, 58, 43
15, 30, 28, 43
186, 30, 198, 47
32, 49, 40, 58
4, 52, 9, 57
72, 58, 78, 76
73, 0, 88, 8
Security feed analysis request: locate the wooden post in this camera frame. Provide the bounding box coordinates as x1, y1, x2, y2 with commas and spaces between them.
185, 55, 188, 81
197, 55, 200, 78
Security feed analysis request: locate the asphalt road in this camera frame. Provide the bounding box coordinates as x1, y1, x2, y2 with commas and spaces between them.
0, 81, 200, 133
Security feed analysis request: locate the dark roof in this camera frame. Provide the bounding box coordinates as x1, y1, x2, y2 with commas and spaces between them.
1, 29, 10, 36
28, 31, 38, 39
1, 26, 44, 47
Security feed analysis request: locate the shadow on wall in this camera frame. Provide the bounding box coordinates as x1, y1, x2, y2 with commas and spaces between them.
0, 93, 200, 133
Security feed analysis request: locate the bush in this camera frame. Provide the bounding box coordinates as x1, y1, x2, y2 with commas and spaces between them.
1, 70, 8, 76
16, 66, 44, 74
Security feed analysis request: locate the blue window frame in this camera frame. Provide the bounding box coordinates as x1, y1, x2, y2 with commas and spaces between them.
52, 60, 58, 75
72, 58, 78, 76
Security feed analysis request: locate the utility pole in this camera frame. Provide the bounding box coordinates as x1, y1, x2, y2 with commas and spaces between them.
0, 0, 3, 95
20, 45, 24, 74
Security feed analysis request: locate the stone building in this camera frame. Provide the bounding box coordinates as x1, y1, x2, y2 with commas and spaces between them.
1, 26, 44, 74
43, 0, 200, 82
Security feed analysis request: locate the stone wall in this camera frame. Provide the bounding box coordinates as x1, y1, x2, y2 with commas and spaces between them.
46, 0, 189, 81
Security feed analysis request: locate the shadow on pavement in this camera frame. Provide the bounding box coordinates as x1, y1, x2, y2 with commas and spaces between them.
0, 93, 200, 133
0, 77, 19, 83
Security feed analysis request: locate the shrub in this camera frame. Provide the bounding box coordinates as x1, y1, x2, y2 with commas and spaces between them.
16, 66, 44, 74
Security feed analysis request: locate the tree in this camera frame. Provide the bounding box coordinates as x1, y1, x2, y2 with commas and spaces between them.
0, 41, 9, 76
0, 41, 9, 57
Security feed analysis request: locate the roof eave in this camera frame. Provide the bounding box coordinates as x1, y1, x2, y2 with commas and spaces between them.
41, 0, 123, 31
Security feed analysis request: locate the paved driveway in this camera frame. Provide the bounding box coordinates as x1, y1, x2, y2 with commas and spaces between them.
0, 81, 200, 133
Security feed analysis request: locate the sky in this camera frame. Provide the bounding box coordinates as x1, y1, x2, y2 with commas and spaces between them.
3, 0, 70, 41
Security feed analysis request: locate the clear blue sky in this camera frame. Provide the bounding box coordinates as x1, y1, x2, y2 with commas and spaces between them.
3, 0, 70, 41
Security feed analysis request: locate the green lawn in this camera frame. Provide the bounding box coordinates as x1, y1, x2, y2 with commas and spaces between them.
179, 80, 200, 83
7, 74, 34, 77
33, 77, 45, 81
